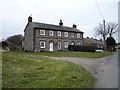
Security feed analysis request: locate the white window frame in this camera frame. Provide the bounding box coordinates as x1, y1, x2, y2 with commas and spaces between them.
57, 31, 61, 36
64, 32, 68, 37
71, 33, 74, 38
49, 31, 54, 36
57, 42, 61, 50
40, 30, 45, 35
40, 41, 45, 48
64, 42, 68, 48
77, 33, 80, 38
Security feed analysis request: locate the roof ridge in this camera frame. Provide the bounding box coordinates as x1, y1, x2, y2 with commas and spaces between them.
32, 22, 83, 33
33, 22, 72, 28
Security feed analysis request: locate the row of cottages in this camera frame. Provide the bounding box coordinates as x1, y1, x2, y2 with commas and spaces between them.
22, 16, 84, 52
83, 37, 104, 49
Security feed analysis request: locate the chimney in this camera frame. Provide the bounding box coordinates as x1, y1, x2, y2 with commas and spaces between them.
28, 16, 32, 22
59, 20, 63, 26
73, 24, 77, 28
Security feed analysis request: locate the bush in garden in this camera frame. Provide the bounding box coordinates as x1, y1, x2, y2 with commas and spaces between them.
68, 45, 95, 52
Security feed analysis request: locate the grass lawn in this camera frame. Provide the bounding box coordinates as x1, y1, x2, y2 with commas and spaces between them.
2, 52, 94, 88
15, 51, 113, 58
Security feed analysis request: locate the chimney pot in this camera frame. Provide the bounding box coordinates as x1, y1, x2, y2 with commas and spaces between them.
59, 19, 63, 26
28, 16, 32, 22
73, 24, 77, 28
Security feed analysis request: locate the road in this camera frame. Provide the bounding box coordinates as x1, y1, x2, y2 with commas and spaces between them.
95, 50, 119, 88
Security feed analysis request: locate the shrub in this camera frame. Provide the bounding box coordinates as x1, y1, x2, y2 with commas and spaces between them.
106, 37, 116, 46
106, 37, 116, 52
68, 45, 96, 52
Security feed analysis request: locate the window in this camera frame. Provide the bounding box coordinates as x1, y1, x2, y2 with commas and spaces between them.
57, 31, 61, 36
77, 42, 81, 45
57, 42, 61, 50
71, 33, 74, 37
71, 42, 74, 45
64, 32, 68, 37
40, 41, 45, 48
77, 33, 80, 38
40, 30, 45, 35
49, 31, 54, 36
64, 42, 68, 48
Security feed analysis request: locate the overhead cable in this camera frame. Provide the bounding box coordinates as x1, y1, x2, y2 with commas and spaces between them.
94, 0, 104, 20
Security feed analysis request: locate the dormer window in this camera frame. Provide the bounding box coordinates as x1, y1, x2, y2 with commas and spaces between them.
64, 32, 68, 37
40, 30, 45, 35
57, 31, 61, 36
49, 31, 54, 36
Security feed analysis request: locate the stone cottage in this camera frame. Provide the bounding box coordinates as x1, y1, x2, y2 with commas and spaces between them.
22, 16, 84, 52
83, 37, 104, 48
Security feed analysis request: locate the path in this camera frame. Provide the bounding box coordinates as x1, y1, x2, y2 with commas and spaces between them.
14, 52, 111, 76
47, 56, 110, 77
0, 50, 8, 52
13, 52, 118, 88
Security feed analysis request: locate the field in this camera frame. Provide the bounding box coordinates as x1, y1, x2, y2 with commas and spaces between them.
2, 52, 94, 88
16, 51, 113, 58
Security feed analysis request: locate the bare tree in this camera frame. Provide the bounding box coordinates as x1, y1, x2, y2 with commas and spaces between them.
106, 22, 118, 38
95, 23, 108, 39
95, 22, 118, 50
95, 23, 108, 50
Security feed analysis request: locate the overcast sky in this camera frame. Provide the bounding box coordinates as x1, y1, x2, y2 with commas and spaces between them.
0, 0, 119, 42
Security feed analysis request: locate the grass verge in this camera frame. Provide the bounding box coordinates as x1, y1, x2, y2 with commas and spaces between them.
15, 51, 113, 58
2, 52, 94, 88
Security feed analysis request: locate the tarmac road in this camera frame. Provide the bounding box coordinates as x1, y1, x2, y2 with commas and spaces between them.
95, 50, 119, 88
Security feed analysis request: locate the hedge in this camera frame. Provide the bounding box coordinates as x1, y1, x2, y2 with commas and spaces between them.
68, 45, 96, 52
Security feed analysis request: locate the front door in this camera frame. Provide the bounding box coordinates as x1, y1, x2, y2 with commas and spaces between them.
49, 42, 53, 51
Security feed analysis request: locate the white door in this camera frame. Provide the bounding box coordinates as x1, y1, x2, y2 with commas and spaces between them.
49, 42, 53, 51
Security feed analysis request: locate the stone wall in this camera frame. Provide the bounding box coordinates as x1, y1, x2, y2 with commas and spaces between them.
34, 29, 83, 52
22, 22, 34, 51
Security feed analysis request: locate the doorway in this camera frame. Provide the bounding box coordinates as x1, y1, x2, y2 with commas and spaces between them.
49, 42, 53, 51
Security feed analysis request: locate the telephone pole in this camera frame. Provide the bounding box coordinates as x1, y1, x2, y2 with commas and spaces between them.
103, 20, 106, 51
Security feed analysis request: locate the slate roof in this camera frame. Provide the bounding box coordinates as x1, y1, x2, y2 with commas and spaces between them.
84, 38, 103, 45
31, 22, 83, 33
